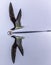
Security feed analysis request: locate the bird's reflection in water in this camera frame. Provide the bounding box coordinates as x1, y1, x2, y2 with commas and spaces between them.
11, 35, 24, 63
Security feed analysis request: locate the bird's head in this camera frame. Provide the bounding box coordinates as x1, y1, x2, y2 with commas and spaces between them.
7, 30, 12, 35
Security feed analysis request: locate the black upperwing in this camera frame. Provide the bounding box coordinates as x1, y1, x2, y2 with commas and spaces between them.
11, 36, 17, 63
9, 2, 16, 26
16, 9, 22, 27
11, 36, 24, 63
17, 37, 24, 56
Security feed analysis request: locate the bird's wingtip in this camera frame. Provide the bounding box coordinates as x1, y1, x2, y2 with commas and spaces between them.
9, 2, 12, 7
20, 8, 21, 9
9, 2, 12, 5
22, 51, 24, 56
12, 60, 15, 64
19, 8, 22, 12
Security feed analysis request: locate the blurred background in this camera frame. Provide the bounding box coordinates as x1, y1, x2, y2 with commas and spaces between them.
0, 0, 51, 65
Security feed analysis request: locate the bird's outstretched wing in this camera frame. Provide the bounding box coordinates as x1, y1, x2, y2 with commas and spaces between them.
16, 9, 22, 27
11, 36, 17, 63
9, 2, 16, 26
11, 36, 24, 63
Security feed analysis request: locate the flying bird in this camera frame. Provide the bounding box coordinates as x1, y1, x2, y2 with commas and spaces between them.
9, 2, 23, 30
11, 36, 24, 63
